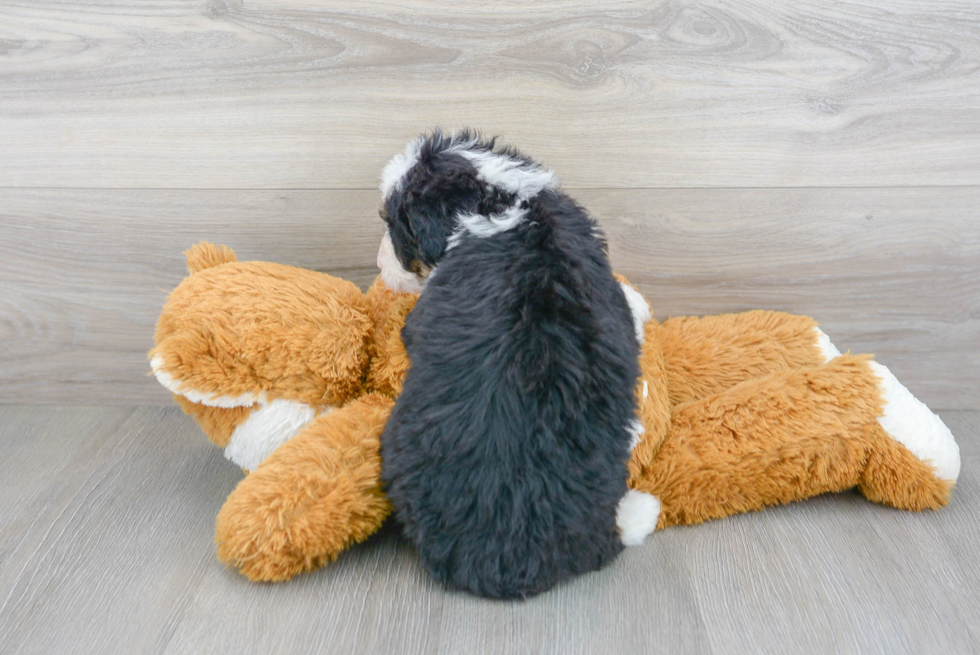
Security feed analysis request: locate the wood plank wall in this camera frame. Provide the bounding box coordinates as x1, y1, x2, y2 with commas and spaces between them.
0, 1, 978, 408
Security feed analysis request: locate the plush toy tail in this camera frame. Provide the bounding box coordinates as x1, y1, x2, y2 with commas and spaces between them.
184, 241, 237, 274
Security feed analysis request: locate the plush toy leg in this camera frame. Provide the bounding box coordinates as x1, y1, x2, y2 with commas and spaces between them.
628, 310, 829, 479
858, 360, 960, 507
215, 393, 394, 582
631, 355, 958, 529
795, 328, 959, 490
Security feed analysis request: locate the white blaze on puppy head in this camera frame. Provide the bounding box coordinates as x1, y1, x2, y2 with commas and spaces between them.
379, 136, 424, 202
450, 144, 556, 202
376, 130, 559, 294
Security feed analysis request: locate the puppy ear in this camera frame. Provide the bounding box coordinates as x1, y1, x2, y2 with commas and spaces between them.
411, 159, 483, 266
410, 211, 449, 267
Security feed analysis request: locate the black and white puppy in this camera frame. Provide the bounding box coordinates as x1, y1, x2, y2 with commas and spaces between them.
377, 130, 660, 599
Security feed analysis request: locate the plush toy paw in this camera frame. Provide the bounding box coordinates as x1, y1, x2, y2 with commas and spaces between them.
810, 327, 959, 484
215, 394, 394, 581
868, 361, 960, 483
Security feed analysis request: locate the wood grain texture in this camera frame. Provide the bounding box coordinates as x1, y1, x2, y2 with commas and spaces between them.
686, 410, 980, 655
1, 187, 976, 408
0, 406, 977, 654
0, 0, 978, 188
0, 406, 240, 655
2, 1, 977, 650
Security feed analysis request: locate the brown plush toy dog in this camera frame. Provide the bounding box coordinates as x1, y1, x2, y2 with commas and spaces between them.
150, 243, 960, 583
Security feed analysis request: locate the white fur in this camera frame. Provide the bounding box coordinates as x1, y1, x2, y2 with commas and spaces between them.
456, 206, 528, 239
814, 327, 842, 362
378, 230, 423, 294
642, 379, 649, 399
869, 360, 960, 482
617, 490, 661, 546
380, 133, 557, 258
224, 399, 320, 471
620, 283, 651, 345
381, 132, 558, 203
445, 226, 466, 251
150, 355, 265, 408
380, 136, 423, 200
452, 147, 556, 200
628, 419, 645, 451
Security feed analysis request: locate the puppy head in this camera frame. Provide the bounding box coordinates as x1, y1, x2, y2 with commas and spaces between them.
377, 129, 556, 293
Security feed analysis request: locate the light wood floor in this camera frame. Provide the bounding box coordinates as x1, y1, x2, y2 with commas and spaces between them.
0, 405, 977, 655
0, 0, 978, 407
2, 1, 978, 653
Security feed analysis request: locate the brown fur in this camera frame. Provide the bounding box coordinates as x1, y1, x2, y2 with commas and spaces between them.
659, 310, 823, 406
215, 394, 394, 582
364, 278, 416, 398
184, 241, 238, 274
152, 245, 953, 582
632, 355, 951, 528
172, 395, 253, 448
626, 299, 825, 479
151, 256, 373, 408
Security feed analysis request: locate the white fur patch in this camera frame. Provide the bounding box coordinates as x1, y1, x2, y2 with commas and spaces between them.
869, 360, 960, 482
642, 379, 649, 399
150, 355, 265, 408
378, 230, 423, 295
628, 419, 645, 451
617, 490, 660, 546
814, 327, 842, 362
224, 399, 320, 471
456, 206, 527, 239
620, 283, 651, 345
380, 136, 423, 200
445, 226, 466, 251
452, 148, 556, 200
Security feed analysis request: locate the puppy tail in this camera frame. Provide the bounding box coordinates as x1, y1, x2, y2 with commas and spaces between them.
184, 241, 238, 274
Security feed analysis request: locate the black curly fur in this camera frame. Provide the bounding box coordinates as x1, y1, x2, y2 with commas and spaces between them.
379, 130, 640, 598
